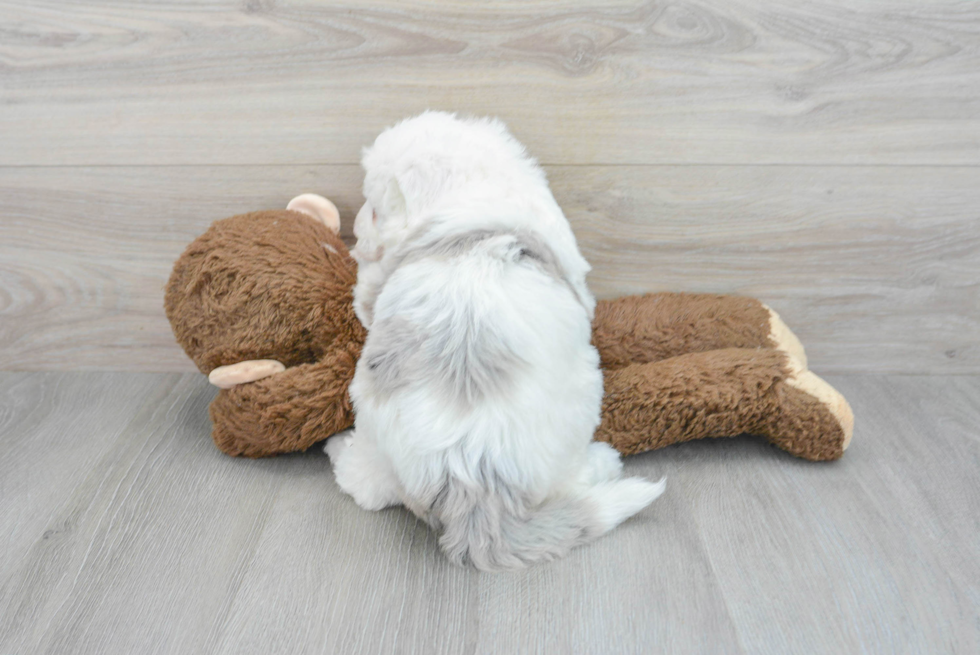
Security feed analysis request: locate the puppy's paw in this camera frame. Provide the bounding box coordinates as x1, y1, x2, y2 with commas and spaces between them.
324, 429, 355, 462
585, 441, 624, 484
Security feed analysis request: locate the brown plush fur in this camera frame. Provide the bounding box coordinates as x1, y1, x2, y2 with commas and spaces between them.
593, 293, 774, 369
165, 209, 365, 457
165, 208, 849, 461
596, 347, 846, 461
165, 210, 364, 372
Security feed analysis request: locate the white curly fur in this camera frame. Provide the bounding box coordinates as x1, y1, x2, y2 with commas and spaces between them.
327, 112, 664, 570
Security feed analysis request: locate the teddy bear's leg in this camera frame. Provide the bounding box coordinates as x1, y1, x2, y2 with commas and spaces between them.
593, 292, 806, 370
326, 431, 404, 511
595, 348, 853, 461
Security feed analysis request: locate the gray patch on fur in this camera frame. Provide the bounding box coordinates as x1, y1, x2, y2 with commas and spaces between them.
395, 228, 503, 266
379, 226, 588, 311
361, 317, 425, 393
503, 229, 589, 310
410, 456, 601, 571
361, 227, 591, 407
362, 312, 520, 406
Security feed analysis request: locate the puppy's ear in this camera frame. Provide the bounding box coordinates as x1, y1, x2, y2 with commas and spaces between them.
380, 164, 437, 227
380, 177, 408, 220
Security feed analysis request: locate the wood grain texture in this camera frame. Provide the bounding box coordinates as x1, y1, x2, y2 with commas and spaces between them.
1, 371, 978, 654
0, 165, 363, 372
1, 164, 977, 373
561, 165, 980, 375
2, 1, 977, 652
690, 374, 980, 654
0, 0, 978, 166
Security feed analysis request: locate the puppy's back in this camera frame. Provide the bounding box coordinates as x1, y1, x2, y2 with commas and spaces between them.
351, 229, 663, 570
358, 229, 591, 412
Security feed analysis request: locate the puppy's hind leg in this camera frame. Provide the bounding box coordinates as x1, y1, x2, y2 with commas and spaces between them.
326, 431, 403, 510
323, 429, 355, 461
582, 441, 624, 484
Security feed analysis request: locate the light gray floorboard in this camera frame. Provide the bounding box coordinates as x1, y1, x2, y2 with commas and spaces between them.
2, 1, 978, 166
1, 371, 977, 654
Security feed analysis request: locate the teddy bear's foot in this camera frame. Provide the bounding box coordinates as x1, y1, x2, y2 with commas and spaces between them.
750, 354, 854, 460
782, 357, 854, 451
208, 359, 285, 389
764, 305, 807, 370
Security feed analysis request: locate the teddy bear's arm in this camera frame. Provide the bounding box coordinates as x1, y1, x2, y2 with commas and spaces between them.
208, 360, 286, 388
592, 293, 805, 370
208, 342, 360, 457
595, 347, 852, 461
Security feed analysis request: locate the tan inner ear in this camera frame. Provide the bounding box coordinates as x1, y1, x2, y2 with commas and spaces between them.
287, 194, 341, 234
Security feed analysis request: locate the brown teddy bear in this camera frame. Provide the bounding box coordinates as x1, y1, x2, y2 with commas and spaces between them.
165, 195, 853, 461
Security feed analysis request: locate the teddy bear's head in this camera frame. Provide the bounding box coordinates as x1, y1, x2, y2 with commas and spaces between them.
165, 195, 364, 376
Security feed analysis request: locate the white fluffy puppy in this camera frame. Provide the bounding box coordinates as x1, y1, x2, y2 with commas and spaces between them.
326, 112, 664, 570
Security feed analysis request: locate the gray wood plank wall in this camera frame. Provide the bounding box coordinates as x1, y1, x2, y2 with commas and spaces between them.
1, 0, 978, 374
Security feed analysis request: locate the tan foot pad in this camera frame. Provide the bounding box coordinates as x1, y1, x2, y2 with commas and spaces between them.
209, 359, 286, 389
764, 304, 808, 370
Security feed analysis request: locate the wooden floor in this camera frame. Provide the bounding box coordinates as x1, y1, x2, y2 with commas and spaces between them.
1, 371, 977, 654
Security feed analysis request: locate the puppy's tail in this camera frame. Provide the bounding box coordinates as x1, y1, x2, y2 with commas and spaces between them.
435, 476, 665, 571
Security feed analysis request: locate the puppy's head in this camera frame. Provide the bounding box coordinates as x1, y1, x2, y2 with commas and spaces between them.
353, 111, 534, 264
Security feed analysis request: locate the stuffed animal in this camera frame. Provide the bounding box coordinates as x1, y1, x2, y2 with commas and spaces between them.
165, 195, 853, 461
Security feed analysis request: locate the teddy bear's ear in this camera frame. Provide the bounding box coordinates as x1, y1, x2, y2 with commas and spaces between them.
287, 194, 341, 234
